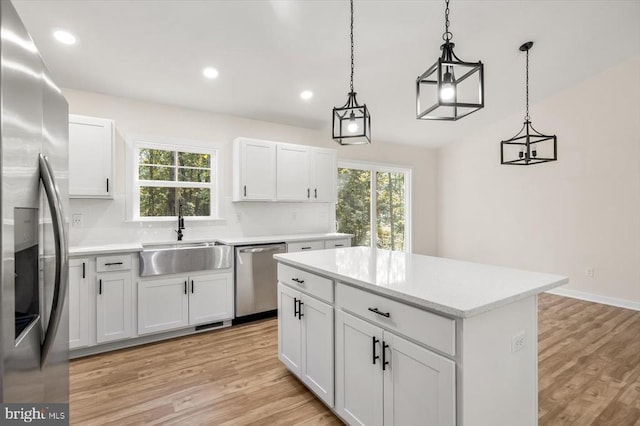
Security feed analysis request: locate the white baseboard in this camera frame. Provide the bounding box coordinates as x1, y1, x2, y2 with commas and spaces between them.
545, 288, 640, 311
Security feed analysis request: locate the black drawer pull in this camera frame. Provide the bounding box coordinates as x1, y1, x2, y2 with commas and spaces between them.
334, 244, 344, 247
298, 301, 304, 319
98, 279, 102, 295
382, 341, 390, 371
184, 281, 187, 295
191, 280, 194, 294
106, 178, 109, 193
368, 307, 390, 318
104, 262, 123, 266
307, 188, 310, 198
292, 278, 305, 284
243, 185, 247, 197
372, 336, 380, 365
301, 247, 312, 250
294, 297, 299, 317
82, 262, 85, 278
314, 188, 317, 198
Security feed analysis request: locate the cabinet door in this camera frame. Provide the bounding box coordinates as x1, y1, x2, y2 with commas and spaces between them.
68, 115, 113, 198
238, 139, 276, 200
69, 258, 89, 349
300, 294, 334, 407
383, 332, 456, 426
188, 272, 234, 325
278, 283, 301, 375
276, 144, 309, 201
96, 272, 132, 343
138, 276, 189, 335
309, 149, 336, 202
335, 310, 384, 426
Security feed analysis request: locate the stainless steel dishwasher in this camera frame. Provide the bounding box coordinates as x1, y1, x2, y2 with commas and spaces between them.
234, 243, 287, 318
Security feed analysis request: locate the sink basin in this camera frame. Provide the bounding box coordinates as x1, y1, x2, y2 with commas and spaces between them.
139, 242, 232, 277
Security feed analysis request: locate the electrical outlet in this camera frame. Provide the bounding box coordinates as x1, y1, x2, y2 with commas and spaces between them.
512, 331, 526, 353
585, 267, 594, 278
72, 214, 83, 228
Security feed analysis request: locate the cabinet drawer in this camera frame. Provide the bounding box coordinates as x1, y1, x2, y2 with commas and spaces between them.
278, 263, 333, 303
324, 238, 351, 249
96, 254, 132, 272
287, 240, 324, 253
336, 282, 456, 356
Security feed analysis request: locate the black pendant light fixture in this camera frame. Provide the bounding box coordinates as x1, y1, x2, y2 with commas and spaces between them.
332, 0, 371, 145
501, 42, 557, 165
416, 0, 484, 121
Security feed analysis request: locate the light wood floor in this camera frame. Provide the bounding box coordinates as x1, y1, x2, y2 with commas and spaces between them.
70, 294, 640, 425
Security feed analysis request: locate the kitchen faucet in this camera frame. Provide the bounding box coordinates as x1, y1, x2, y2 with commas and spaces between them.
176, 199, 185, 241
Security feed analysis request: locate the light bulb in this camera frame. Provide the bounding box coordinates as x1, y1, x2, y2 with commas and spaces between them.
531, 143, 538, 158
347, 112, 358, 133
440, 70, 455, 101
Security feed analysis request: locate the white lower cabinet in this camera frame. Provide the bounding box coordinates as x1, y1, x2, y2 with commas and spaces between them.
336, 310, 456, 426
69, 258, 89, 349
138, 271, 233, 335
278, 282, 334, 407
96, 271, 133, 344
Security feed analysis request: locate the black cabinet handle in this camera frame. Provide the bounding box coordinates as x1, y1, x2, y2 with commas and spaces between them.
191, 280, 194, 294
334, 244, 344, 247
314, 188, 317, 198
104, 262, 123, 266
243, 185, 247, 197
292, 278, 305, 284
307, 188, 310, 198
382, 341, 390, 371
298, 301, 304, 319
294, 297, 299, 317
106, 178, 109, 193
301, 247, 312, 250
372, 336, 380, 365
82, 262, 85, 279
368, 307, 391, 318
98, 279, 102, 295
184, 281, 187, 295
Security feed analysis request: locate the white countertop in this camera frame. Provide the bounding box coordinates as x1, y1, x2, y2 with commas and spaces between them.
69, 242, 143, 256
214, 232, 352, 246
274, 247, 568, 318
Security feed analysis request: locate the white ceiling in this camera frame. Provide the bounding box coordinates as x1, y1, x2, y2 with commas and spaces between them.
13, 0, 640, 147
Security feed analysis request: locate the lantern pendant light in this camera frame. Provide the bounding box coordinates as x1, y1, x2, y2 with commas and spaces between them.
416, 0, 484, 121
332, 0, 371, 145
500, 42, 557, 165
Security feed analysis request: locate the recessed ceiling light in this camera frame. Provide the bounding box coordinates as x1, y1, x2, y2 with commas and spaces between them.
202, 67, 219, 79
53, 30, 76, 45
300, 90, 313, 100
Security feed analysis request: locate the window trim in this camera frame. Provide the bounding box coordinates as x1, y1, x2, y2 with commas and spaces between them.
125, 135, 224, 222
337, 160, 412, 253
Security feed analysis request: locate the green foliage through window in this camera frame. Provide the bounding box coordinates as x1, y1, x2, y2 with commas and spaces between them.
137, 146, 214, 218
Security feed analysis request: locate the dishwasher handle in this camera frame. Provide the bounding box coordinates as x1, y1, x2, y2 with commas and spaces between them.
238, 246, 285, 254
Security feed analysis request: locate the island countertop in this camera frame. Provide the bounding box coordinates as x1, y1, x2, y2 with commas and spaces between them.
274, 247, 568, 318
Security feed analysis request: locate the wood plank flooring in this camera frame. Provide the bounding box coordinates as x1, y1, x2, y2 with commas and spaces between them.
70, 294, 640, 425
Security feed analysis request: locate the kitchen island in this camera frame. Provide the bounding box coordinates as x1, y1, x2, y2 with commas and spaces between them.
274, 247, 568, 426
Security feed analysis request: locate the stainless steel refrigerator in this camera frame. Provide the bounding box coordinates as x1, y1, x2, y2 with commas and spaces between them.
1, 0, 70, 404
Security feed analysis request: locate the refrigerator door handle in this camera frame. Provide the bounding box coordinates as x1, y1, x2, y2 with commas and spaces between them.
39, 154, 69, 368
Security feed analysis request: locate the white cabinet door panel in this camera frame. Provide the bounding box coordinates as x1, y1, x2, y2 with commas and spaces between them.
69, 258, 89, 349
278, 283, 301, 375
188, 272, 233, 325
238, 139, 276, 200
301, 294, 334, 407
69, 115, 113, 198
277, 144, 309, 201
336, 310, 384, 426
138, 276, 189, 335
383, 332, 456, 426
96, 272, 132, 343
309, 149, 336, 202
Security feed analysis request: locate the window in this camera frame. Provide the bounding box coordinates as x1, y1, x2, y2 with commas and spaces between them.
132, 142, 219, 219
336, 161, 411, 252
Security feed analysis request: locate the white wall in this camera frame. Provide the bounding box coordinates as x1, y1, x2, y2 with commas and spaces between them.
437, 56, 640, 308
64, 89, 438, 255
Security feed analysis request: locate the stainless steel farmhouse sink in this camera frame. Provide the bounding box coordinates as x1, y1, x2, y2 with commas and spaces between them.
139, 242, 232, 277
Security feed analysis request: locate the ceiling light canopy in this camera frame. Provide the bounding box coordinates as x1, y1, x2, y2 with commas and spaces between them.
500, 42, 557, 166
332, 0, 371, 145
416, 0, 484, 121
202, 67, 219, 79
53, 30, 76, 45
300, 90, 313, 100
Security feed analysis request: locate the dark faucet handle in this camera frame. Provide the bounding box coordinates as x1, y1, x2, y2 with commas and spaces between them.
179, 217, 185, 229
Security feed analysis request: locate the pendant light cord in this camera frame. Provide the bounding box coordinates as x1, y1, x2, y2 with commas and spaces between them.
525, 48, 530, 121
442, 0, 452, 42
350, 0, 354, 93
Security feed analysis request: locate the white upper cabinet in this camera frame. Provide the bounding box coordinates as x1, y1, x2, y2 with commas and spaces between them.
233, 138, 277, 201
233, 138, 336, 203
276, 143, 310, 201
69, 114, 114, 198
308, 148, 336, 202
